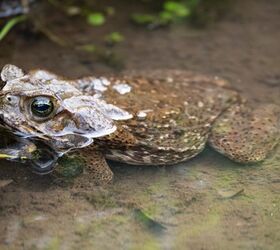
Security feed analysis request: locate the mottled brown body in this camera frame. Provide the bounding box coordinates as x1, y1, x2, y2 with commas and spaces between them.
0, 65, 279, 184
78, 70, 240, 165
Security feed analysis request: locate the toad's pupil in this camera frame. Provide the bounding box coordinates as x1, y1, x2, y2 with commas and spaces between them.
31, 97, 54, 117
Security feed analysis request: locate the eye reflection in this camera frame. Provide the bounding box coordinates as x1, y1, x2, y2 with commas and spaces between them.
31, 97, 54, 118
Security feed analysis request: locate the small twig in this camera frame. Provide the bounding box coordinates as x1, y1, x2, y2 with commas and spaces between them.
35, 23, 69, 47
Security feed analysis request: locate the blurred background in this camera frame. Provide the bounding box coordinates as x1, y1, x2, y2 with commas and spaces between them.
0, 1, 279, 249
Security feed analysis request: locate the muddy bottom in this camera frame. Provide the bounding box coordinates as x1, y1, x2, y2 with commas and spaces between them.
0, 0, 280, 249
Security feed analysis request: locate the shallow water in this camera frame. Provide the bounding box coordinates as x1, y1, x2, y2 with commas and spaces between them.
0, 0, 279, 249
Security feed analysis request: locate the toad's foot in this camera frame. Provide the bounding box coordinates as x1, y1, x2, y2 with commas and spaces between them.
208, 103, 280, 163
71, 150, 113, 188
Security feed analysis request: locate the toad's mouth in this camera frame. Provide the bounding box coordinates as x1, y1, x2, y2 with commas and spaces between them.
0, 123, 59, 174
27, 139, 59, 174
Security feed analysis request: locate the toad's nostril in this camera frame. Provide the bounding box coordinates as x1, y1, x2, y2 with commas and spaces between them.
0, 114, 4, 120
0, 80, 5, 90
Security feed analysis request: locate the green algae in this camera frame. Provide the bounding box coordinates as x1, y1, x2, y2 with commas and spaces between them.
56, 155, 84, 178
173, 204, 222, 249
130, 238, 161, 250
44, 237, 60, 250
83, 191, 118, 209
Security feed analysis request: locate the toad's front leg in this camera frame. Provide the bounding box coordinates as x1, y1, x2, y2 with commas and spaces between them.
70, 149, 113, 187
208, 103, 280, 163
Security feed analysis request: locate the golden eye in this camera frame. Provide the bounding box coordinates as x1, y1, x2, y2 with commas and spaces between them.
31, 97, 54, 118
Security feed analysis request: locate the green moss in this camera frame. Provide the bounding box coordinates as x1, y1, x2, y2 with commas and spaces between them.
84, 191, 118, 209
131, 13, 157, 25
163, 1, 190, 18
105, 32, 125, 45
131, 238, 161, 250
56, 155, 84, 178
44, 237, 60, 250
87, 13, 106, 26
174, 208, 221, 248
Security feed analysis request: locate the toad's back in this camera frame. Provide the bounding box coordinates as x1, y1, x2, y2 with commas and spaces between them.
76, 70, 240, 165
1, 65, 279, 179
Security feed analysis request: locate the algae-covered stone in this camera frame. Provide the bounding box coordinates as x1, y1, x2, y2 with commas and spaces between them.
56, 155, 84, 178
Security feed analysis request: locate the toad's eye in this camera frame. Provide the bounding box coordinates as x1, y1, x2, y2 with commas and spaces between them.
31, 97, 54, 118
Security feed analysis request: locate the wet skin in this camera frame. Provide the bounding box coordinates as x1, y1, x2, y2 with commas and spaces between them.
0, 65, 279, 184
